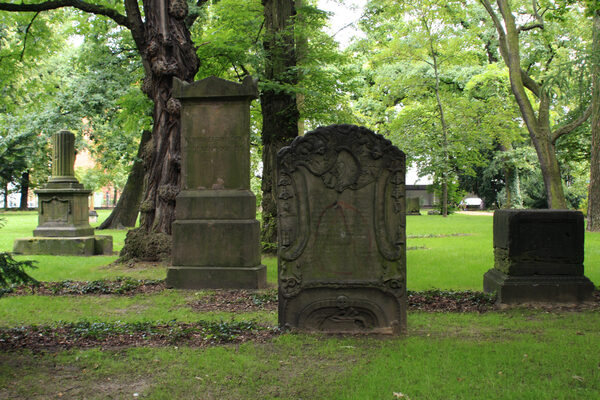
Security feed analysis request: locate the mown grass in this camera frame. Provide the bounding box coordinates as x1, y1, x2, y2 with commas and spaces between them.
1, 311, 598, 399
1, 210, 599, 399
2, 210, 598, 289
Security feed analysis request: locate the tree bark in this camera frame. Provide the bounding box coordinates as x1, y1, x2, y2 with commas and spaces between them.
260, 0, 299, 252
588, 8, 600, 231
19, 171, 29, 210
98, 130, 151, 229
2, 182, 7, 210
118, 0, 199, 260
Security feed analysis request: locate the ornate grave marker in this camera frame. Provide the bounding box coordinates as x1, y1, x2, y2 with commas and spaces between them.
13, 130, 112, 255
484, 210, 594, 303
166, 76, 266, 289
277, 124, 407, 334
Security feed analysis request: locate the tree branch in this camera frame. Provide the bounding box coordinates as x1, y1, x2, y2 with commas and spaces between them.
185, 0, 209, 29
517, 22, 543, 33
20, 11, 40, 61
0, 0, 130, 28
551, 103, 593, 144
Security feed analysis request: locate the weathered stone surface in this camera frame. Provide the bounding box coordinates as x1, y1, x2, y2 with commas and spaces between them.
13, 130, 111, 255
406, 197, 421, 215
484, 209, 594, 303
277, 124, 406, 334
172, 220, 261, 266
94, 235, 114, 255
13, 236, 112, 256
167, 76, 266, 289
175, 190, 256, 220
166, 266, 267, 289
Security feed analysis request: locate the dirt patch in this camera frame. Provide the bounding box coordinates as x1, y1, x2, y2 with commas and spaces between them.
6, 279, 165, 296
189, 289, 278, 312
0, 353, 152, 400
0, 321, 278, 352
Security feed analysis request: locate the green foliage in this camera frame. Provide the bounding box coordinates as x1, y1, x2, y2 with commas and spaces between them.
431, 179, 466, 214
0, 252, 37, 296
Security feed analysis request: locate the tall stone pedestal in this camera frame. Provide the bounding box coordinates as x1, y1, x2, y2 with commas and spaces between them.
13, 130, 112, 256
166, 76, 266, 289
483, 210, 594, 303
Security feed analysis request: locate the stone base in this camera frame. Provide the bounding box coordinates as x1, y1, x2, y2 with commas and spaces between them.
483, 268, 595, 304
166, 265, 267, 289
33, 226, 95, 237
13, 235, 113, 256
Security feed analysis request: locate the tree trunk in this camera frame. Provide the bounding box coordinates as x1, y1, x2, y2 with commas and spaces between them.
2, 182, 7, 210
588, 9, 600, 231
119, 0, 199, 261
423, 16, 450, 217
98, 130, 151, 230
533, 134, 567, 209
260, 0, 299, 252
19, 171, 29, 210
480, 0, 591, 209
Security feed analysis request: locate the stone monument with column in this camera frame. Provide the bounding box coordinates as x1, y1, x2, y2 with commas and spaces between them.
13, 130, 112, 256
166, 76, 266, 289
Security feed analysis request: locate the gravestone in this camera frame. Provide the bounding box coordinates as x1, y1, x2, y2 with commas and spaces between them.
13, 130, 112, 256
166, 76, 266, 289
406, 197, 421, 215
277, 124, 407, 334
483, 210, 594, 303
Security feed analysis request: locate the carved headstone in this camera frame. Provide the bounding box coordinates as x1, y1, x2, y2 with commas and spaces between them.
13, 130, 112, 255
277, 124, 407, 334
483, 210, 594, 303
167, 76, 266, 289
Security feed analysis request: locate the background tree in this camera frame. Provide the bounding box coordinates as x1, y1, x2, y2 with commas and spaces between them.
356, 0, 496, 215
479, 0, 593, 209
588, 0, 600, 230
259, 0, 299, 250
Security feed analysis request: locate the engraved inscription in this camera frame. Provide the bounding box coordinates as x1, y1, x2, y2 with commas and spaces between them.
41, 197, 70, 223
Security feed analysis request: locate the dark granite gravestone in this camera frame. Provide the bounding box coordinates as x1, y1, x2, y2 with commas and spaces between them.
406, 197, 421, 215
166, 76, 266, 289
483, 210, 595, 303
13, 130, 112, 256
276, 124, 407, 334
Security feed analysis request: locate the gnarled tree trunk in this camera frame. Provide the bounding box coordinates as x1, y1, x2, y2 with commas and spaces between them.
118, 0, 200, 261
260, 0, 299, 252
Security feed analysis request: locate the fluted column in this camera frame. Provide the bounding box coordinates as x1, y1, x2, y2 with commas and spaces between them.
50, 130, 77, 182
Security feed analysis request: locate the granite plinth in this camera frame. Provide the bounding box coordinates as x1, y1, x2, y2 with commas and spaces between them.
13, 235, 113, 256
484, 209, 595, 304
166, 265, 267, 289
483, 268, 594, 303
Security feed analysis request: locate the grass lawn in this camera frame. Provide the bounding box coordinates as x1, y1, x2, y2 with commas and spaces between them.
1, 210, 599, 399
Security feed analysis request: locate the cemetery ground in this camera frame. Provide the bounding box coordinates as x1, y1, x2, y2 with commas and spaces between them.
0, 211, 599, 399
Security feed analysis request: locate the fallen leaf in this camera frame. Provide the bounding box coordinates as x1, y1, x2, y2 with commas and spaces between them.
498, 371, 503, 375
572, 375, 584, 382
